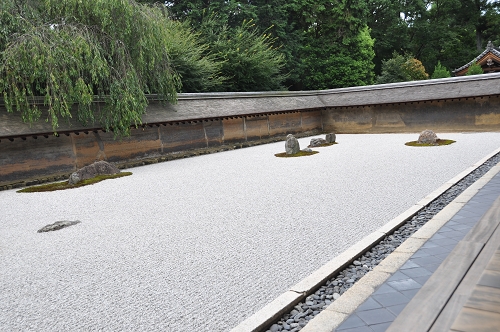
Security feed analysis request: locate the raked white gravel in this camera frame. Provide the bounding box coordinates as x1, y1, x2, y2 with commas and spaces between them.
1, 132, 500, 331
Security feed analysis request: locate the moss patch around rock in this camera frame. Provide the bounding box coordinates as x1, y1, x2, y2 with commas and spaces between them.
17, 172, 133, 193
275, 151, 319, 158
405, 139, 456, 147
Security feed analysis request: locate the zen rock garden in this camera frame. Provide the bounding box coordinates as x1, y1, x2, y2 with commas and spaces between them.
69, 160, 121, 185
308, 133, 336, 148
406, 129, 456, 146
18, 160, 131, 194
277, 133, 336, 158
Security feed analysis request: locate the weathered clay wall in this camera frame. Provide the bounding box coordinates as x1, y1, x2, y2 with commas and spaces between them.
322, 95, 500, 133
0, 111, 322, 188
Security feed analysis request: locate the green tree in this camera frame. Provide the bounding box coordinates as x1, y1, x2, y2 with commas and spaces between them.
302, 26, 375, 89
403, 57, 429, 80
367, 0, 500, 76
167, 0, 376, 90
0, 0, 221, 136
251, 0, 307, 90
431, 61, 451, 79
411, 0, 479, 73
466, 62, 484, 75
166, 0, 257, 29
299, 0, 375, 89
367, 0, 424, 75
200, 19, 286, 91
163, 20, 224, 92
377, 53, 428, 83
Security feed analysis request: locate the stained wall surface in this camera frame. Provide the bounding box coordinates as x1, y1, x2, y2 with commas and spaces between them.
322, 95, 500, 133
0, 111, 322, 187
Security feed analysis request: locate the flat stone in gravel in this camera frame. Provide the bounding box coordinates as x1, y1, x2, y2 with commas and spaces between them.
37, 220, 81, 233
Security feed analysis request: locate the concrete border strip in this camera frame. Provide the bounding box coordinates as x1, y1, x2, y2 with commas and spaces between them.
231, 146, 500, 332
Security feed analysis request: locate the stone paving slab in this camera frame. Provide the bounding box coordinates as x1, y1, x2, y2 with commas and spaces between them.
330, 164, 500, 332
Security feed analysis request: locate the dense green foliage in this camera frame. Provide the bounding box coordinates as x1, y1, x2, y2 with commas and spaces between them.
199, 19, 286, 91
367, 0, 500, 76
466, 62, 485, 75
301, 27, 375, 89
0, 0, 287, 136
299, 1, 375, 90
0, 0, 210, 136
2, 0, 500, 136
165, 0, 375, 89
377, 53, 429, 84
431, 61, 451, 79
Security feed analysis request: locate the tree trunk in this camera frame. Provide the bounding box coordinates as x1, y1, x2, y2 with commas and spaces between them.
476, 29, 483, 52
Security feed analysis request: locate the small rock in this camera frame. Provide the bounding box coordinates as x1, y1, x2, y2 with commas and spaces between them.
68, 160, 120, 185
308, 137, 327, 147
285, 134, 300, 155
333, 293, 340, 300
325, 133, 336, 143
417, 129, 438, 144
38, 220, 81, 233
270, 324, 282, 332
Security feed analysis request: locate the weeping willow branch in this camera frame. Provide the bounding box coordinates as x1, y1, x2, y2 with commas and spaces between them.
0, 0, 202, 138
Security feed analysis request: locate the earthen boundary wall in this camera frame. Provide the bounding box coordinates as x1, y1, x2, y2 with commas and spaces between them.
1, 74, 500, 188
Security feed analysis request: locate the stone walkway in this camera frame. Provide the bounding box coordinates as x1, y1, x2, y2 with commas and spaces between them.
335, 168, 500, 332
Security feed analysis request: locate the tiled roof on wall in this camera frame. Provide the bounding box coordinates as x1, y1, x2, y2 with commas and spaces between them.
453, 41, 500, 74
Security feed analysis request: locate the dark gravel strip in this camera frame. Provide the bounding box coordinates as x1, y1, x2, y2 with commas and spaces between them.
266, 152, 500, 332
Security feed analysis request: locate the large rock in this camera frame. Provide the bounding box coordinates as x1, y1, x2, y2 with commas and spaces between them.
325, 133, 336, 143
68, 160, 120, 185
308, 137, 327, 147
285, 134, 300, 155
38, 220, 81, 233
418, 130, 438, 144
